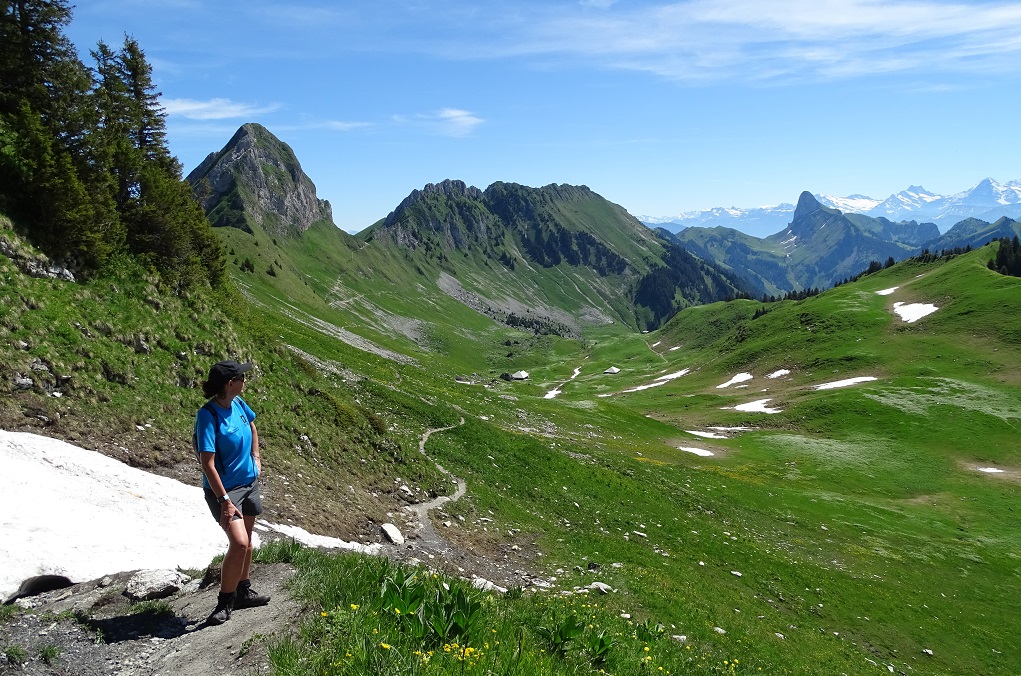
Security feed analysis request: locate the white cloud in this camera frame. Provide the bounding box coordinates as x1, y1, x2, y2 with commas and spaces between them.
394, 108, 485, 137
323, 120, 374, 132
465, 0, 1021, 82
436, 108, 484, 137
163, 97, 282, 120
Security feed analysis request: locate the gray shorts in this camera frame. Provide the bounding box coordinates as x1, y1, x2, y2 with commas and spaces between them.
203, 478, 263, 522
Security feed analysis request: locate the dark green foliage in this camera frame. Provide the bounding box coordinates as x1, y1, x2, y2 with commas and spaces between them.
0, 1, 224, 288
634, 242, 753, 329
505, 312, 573, 337
988, 236, 1021, 277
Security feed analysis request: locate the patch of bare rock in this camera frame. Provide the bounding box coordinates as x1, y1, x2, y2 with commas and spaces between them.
0, 564, 296, 675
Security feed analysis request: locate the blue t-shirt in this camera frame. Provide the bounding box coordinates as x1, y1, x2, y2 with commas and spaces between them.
195, 397, 258, 491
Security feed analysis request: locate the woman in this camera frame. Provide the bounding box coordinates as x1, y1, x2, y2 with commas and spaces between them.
194, 359, 270, 625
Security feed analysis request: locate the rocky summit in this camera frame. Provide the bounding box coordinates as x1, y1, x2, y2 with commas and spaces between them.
186, 123, 333, 238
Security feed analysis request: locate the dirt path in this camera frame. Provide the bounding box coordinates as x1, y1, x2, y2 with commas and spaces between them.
399, 419, 467, 560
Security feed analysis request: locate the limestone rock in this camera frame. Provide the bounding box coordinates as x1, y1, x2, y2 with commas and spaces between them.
380, 523, 405, 545
124, 570, 191, 601
186, 123, 334, 238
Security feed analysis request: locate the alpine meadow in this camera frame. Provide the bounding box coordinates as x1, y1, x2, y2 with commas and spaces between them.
2, 3, 1021, 675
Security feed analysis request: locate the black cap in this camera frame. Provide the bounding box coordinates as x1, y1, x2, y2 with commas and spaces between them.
206, 360, 253, 391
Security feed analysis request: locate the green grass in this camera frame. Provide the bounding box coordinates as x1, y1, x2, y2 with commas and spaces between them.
3, 213, 1021, 673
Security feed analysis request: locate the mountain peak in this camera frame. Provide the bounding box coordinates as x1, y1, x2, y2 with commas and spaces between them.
187, 123, 333, 237
793, 191, 825, 221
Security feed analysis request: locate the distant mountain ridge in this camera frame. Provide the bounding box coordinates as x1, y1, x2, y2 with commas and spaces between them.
643, 178, 1021, 237
670, 192, 941, 295
363, 178, 752, 330
187, 125, 751, 333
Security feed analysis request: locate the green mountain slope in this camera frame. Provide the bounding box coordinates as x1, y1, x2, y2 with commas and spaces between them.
926, 215, 1021, 251
361, 178, 752, 332
675, 192, 930, 295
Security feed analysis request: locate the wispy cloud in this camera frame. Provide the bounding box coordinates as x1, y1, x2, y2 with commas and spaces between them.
323, 120, 374, 132
461, 0, 1021, 82
435, 108, 484, 137
395, 108, 485, 137
163, 97, 282, 120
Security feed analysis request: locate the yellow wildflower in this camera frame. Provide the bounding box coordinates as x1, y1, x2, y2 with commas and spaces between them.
350, 604, 359, 611
381, 643, 391, 650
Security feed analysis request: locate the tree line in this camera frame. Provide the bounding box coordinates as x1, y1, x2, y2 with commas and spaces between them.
988, 236, 1021, 277
0, 0, 224, 288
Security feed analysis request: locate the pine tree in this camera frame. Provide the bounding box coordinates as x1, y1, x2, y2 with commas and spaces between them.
0, 0, 118, 272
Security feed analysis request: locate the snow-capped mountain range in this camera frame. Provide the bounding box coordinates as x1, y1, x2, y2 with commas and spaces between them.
643, 178, 1021, 238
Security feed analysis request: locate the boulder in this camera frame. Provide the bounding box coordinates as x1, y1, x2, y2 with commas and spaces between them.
380, 523, 405, 545
124, 570, 191, 601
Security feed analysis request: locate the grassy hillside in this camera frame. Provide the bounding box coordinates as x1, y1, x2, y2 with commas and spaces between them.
3, 207, 1020, 673
227, 217, 1020, 674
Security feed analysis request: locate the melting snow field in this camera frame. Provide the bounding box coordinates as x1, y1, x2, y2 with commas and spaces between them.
893, 301, 939, 323
978, 467, 1005, 474
767, 369, 790, 379
717, 373, 753, 389
731, 399, 783, 414
876, 287, 899, 296
678, 447, 714, 457
544, 367, 583, 399
814, 376, 878, 390
0, 430, 375, 599
687, 430, 728, 439
597, 368, 691, 397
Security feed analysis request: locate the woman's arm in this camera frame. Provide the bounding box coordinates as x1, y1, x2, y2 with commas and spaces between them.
250, 422, 260, 474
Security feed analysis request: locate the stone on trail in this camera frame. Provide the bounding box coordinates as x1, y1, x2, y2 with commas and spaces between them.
380, 523, 405, 545
124, 569, 191, 601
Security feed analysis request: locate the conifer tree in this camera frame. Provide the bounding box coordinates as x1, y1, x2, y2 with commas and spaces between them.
0, 0, 117, 271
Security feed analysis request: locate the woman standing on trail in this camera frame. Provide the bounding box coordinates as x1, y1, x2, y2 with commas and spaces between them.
194, 360, 270, 625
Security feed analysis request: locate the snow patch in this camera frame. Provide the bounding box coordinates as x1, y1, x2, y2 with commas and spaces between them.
687, 430, 728, 439
893, 302, 939, 323
717, 373, 753, 389
876, 287, 899, 296
731, 399, 782, 414
814, 376, 878, 390
0, 430, 376, 599
678, 447, 715, 457
766, 369, 790, 379
978, 467, 1005, 474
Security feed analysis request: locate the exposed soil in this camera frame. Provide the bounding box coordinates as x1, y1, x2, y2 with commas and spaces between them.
0, 564, 296, 676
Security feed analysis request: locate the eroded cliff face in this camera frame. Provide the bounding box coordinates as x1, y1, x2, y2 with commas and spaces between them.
187, 123, 333, 238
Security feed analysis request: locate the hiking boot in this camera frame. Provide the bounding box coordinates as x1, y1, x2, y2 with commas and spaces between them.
233, 579, 270, 609
207, 591, 235, 625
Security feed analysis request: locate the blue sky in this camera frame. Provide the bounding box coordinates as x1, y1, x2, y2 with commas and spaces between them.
67, 0, 1021, 232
